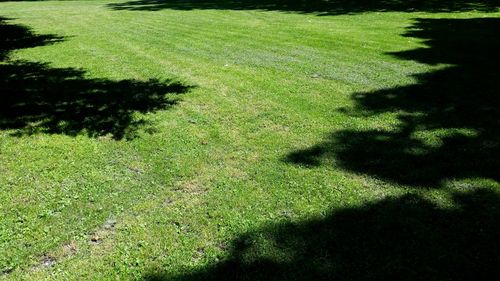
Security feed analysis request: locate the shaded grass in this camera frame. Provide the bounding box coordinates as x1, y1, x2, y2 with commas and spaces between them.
108, 0, 500, 14
146, 188, 500, 281
0, 1, 498, 279
286, 17, 500, 187
0, 17, 190, 140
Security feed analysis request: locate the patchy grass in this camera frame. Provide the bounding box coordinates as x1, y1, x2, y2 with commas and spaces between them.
0, 1, 499, 279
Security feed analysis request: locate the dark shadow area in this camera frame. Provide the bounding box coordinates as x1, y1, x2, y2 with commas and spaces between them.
0, 16, 62, 60
107, 0, 500, 15
286, 17, 500, 187
0, 17, 191, 139
144, 188, 500, 281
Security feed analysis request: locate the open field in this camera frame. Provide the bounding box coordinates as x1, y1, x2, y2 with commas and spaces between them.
0, 1, 499, 279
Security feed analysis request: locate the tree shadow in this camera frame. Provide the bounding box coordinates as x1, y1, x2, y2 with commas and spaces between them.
144, 188, 500, 281
107, 0, 500, 15
0, 17, 191, 140
286, 17, 500, 187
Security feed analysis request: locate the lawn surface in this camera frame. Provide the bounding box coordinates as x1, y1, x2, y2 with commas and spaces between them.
0, 0, 499, 280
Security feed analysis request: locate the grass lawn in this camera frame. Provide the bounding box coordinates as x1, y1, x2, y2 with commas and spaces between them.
0, 0, 499, 279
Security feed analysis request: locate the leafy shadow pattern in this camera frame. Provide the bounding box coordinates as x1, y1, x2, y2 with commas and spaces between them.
108, 0, 500, 15
286, 17, 500, 187
144, 188, 500, 281
0, 17, 191, 140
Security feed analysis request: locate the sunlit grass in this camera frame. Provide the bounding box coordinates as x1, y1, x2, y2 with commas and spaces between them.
0, 1, 498, 279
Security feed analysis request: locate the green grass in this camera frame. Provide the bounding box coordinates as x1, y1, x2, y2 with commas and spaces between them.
0, 1, 499, 279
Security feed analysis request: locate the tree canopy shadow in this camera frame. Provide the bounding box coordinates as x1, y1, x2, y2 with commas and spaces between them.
0, 17, 191, 140
286, 17, 500, 187
107, 0, 500, 15
144, 188, 500, 281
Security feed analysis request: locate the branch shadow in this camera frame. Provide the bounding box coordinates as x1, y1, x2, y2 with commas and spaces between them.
107, 0, 500, 15
144, 188, 500, 281
0, 17, 191, 140
286, 17, 500, 187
